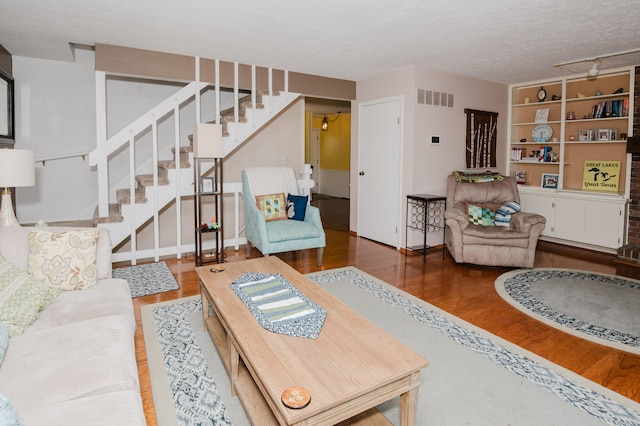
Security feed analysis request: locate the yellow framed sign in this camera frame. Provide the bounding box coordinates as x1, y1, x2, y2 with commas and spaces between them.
582, 160, 620, 193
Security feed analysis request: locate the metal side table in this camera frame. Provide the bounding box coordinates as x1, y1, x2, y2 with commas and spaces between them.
406, 194, 446, 260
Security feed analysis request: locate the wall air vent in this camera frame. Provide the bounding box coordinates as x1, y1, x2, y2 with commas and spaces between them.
416, 88, 454, 108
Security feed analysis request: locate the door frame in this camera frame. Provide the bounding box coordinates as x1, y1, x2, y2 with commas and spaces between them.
310, 127, 321, 193
357, 95, 404, 249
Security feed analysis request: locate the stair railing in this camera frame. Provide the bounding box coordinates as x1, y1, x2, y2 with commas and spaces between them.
111, 166, 314, 263
90, 78, 205, 218
91, 57, 293, 263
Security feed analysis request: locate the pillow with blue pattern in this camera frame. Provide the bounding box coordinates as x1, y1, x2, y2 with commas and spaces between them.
468, 204, 495, 226
495, 200, 521, 227
287, 194, 308, 221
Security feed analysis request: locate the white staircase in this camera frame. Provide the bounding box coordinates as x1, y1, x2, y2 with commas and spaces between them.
89, 76, 300, 252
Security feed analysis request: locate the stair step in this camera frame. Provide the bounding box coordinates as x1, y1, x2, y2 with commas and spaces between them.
116, 187, 147, 205
172, 145, 194, 154
158, 158, 191, 170
136, 173, 170, 187
92, 203, 123, 225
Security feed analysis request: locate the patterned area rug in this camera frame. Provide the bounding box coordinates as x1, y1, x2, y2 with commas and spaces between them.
141, 267, 640, 426
495, 268, 640, 354
112, 261, 179, 298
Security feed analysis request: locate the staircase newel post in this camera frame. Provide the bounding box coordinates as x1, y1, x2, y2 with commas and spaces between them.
152, 114, 160, 262
95, 70, 109, 217
174, 97, 182, 260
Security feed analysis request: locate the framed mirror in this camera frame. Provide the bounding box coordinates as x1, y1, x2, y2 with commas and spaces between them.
0, 68, 14, 143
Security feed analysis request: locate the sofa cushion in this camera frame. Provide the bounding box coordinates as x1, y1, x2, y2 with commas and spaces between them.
256, 192, 288, 222
0, 314, 138, 413
24, 279, 135, 334
18, 390, 145, 426
266, 220, 323, 243
462, 225, 530, 248
287, 193, 308, 221
28, 228, 99, 291
0, 254, 61, 337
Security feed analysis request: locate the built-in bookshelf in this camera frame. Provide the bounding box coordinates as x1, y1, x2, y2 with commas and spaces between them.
508, 69, 632, 194
507, 67, 633, 252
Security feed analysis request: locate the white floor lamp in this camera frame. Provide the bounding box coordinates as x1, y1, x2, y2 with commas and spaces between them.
0, 149, 35, 227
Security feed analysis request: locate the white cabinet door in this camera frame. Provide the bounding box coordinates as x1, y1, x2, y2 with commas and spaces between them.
553, 197, 586, 242
520, 193, 555, 237
584, 200, 623, 248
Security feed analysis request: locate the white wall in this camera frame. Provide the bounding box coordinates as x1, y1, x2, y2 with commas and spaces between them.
13, 48, 97, 223
352, 66, 508, 245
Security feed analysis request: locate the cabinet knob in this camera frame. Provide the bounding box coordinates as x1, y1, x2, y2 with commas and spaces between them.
359, 171, 365, 176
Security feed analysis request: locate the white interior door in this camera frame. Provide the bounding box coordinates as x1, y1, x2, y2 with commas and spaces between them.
357, 97, 402, 247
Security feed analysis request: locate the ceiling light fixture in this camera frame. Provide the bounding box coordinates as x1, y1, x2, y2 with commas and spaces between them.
587, 59, 600, 77
553, 48, 640, 76
321, 112, 341, 132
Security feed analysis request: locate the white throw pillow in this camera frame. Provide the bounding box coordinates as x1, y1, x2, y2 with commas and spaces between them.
28, 228, 99, 291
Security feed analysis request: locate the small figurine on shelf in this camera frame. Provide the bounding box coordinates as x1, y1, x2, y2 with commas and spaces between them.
201, 218, 220, 231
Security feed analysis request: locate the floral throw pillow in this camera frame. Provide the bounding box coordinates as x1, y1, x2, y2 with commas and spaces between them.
28, 228, 99, 291
255, 193, 288, 222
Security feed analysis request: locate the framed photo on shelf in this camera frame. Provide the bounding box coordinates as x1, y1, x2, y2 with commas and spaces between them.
200, 176, 215, 194
598, 129, 610, 141
541, 173, 559, 189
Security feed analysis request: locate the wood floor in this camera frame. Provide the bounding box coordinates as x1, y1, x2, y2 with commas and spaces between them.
129, 231, 640, 426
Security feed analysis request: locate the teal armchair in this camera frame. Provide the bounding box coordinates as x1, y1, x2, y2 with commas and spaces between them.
242, 167, 326, 266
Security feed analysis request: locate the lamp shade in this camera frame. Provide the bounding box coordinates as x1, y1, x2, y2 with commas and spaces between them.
0, 149, 35, 188
193, 123, 223, 158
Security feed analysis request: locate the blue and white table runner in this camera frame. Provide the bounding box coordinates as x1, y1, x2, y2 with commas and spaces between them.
231, 272, 326, 339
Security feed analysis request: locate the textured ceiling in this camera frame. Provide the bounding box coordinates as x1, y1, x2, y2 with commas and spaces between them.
0, 0, 639, 85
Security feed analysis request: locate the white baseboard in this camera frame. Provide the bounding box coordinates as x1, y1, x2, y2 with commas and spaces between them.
317, 169, 349, 198
111, 237, 247, 263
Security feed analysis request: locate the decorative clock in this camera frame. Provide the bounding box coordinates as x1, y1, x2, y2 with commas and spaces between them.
531, 124, 553, 142
537, 87, 547, 102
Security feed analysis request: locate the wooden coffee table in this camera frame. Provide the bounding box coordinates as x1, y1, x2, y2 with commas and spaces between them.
197, 257, 429, 425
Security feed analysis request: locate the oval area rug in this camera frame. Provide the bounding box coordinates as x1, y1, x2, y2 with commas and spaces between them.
495, 268, 640, 354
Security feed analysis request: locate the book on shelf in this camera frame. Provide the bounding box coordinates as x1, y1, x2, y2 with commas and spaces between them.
590, 100, 628, 119
539, 146, 553, 162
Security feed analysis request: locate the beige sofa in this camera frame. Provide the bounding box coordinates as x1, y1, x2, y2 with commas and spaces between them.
0, 226, 145, 425
444, 175, 546, 268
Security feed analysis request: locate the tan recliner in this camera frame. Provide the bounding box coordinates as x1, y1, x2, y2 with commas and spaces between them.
444, 174, 546, 268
